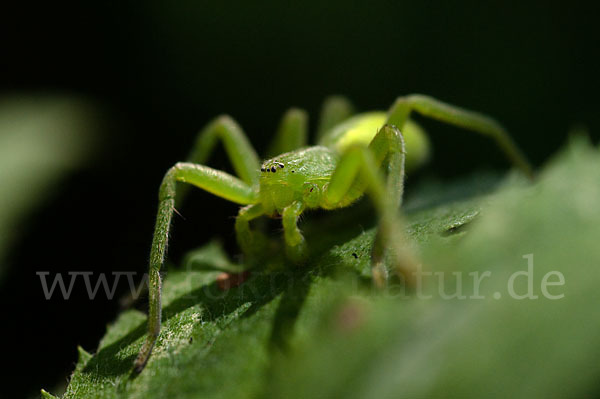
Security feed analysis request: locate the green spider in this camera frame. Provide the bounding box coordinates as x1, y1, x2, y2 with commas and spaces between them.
133, 94, 532, 372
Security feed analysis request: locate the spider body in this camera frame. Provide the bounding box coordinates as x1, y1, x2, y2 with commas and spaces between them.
134, 94, 533, 373
258, 112, 430, 215
259, 146, 338, 215
319, 112, 429, 170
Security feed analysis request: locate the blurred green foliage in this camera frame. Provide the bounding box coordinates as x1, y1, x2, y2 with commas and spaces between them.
0, 96, 98, 281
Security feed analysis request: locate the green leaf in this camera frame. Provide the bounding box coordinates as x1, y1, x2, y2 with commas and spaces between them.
267, 137, 600, 399
54, 138, 600, 398
41, 389, 61, 399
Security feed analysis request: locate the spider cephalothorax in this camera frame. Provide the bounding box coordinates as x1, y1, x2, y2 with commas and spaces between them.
259, 146, 339, 214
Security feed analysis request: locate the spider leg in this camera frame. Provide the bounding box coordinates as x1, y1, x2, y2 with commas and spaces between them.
134, 162, 257, 373
387, 94, 534, 178
266, 108, 309, 157
281, 201, 307, 262
315, 95, 355, 142
324, 125, 418, 287
235, 203, 269, 259
184, 114, 261, 184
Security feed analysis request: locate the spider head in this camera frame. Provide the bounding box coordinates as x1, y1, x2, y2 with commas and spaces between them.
258, 146, 337, 215
258, 159, 304, 215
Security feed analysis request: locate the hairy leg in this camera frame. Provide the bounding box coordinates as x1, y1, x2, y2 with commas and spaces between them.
324, 125, 417, 287
281, 200, 306, 262
185, 115, 261, 186
266, 108, 309, 157
326, 124, 406, 209
134, 162, 257, 373
387, 94, 533, 178
235, 203, 268, 259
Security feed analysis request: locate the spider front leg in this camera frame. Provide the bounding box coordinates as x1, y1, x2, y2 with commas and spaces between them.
235, 203, 269, 259
134, 163, 257, 373
236, 201, 307, 264
186, 115, 261, 185
324, 125, 418, 287
266, 108, 309, 157
315, 96, 355, 142
387, 94, 534, 178
281, 201, 307, 262
176, 115, 261, 207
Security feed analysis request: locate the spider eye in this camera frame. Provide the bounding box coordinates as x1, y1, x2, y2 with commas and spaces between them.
271, 166, 276, 173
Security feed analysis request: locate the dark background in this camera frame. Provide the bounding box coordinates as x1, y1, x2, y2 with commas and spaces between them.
1, 1, 598, 397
